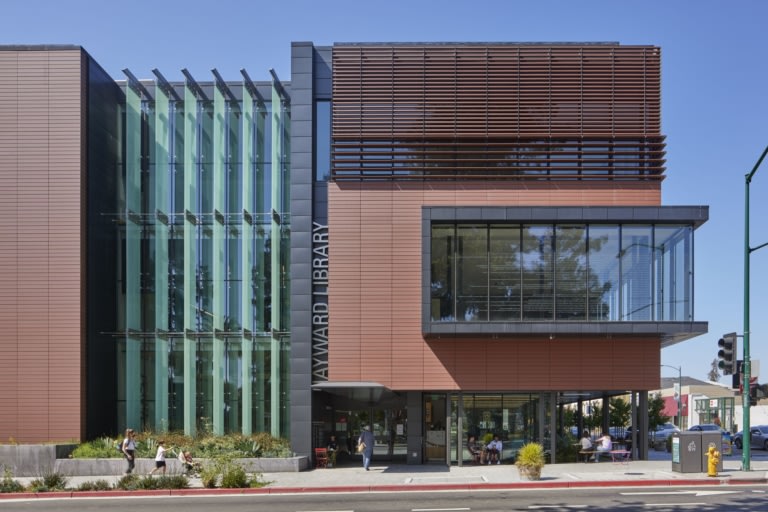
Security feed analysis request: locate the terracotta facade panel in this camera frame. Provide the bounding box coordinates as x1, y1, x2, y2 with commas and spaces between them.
0, 49, 84, 443
329, 181, 665, 392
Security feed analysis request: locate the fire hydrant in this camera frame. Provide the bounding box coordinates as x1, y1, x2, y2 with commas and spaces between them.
707, 443, 720, 477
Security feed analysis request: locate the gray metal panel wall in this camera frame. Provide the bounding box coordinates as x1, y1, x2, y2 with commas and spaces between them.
289, 42, 315, 458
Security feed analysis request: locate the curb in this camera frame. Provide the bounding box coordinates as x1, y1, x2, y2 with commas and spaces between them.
2, 477, 767, 499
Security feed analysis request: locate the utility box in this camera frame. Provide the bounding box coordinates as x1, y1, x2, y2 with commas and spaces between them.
671, 432, 702, 473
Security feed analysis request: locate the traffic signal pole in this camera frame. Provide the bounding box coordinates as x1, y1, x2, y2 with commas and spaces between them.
743, 145, 768, 471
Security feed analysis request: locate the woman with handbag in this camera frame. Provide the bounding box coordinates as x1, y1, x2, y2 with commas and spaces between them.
358, 425, 375, 471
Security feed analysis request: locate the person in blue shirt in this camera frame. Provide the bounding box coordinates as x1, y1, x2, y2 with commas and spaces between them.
358, 425, 375, 471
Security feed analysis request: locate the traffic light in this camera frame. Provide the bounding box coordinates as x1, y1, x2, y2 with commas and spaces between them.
717, 332, 737, 375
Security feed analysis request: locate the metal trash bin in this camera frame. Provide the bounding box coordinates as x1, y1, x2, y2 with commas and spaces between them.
671, 432, 702, 473
701, 432, 724, 473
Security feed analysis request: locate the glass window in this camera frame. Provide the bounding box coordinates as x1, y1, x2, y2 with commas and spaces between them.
489, 225, 521, 321
428, 221, 695, 325
196, 337, 214, 428
224, 338, 242, 433
522, 226, 554, 320
456, 225, 488, 322
655, 225, 692, 321
588, 226, 619, 321
555, 225, 587, 320
621, 226, 653, 321
315, 101, 331, 181
431, 225, 455, 321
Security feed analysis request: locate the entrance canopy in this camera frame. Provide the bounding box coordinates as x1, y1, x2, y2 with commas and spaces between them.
312, 381, 399, 406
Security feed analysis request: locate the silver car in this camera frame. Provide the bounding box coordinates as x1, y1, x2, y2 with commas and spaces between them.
733, 425, 768, 450
650, 422, 680, 443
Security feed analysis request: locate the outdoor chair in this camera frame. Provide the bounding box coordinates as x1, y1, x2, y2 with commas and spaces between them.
314, 447, 329, 469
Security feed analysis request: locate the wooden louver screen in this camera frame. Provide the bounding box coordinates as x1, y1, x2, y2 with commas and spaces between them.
331, 44, 665, 181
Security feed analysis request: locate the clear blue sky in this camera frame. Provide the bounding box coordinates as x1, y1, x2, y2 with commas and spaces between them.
4, 0, 768, 385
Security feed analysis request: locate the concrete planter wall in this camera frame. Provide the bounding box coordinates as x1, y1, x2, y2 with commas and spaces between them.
0, 444, 77, 477
0, 445, 308, 477
53, 457, 308, 477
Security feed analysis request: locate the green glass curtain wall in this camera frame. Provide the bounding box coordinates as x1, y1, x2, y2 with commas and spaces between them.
117, 70, 290, 438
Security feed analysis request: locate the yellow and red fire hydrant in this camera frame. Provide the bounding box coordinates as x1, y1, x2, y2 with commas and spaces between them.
707, 443, 720, 477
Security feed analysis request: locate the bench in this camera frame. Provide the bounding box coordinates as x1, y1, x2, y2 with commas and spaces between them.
579, 450, 631, 464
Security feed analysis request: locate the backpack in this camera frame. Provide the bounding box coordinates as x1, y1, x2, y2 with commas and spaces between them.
116, 439, 124, 453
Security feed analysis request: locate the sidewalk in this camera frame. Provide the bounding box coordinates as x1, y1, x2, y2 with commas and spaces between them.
5, 453, 768, 498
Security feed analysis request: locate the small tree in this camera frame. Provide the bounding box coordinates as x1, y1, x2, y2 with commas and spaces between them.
707, 358, 721, 382
648, 393, 671, 430
610, 397, 631, 428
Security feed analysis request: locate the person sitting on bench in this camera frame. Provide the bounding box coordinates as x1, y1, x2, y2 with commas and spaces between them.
467, 435, 482, 464
594, 432, 612, 461
485, 434, 502, 464
579, 431, 593, 462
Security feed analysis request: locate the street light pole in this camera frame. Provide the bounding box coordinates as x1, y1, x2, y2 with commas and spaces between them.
743, 145, 768, 471
661, 364, 683, 428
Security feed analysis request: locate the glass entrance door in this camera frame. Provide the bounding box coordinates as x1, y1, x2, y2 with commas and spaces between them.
425, 394, 447, 462
335, 406, 407, 462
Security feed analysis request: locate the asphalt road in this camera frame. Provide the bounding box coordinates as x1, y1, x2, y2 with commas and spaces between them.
3, 486, 768, 512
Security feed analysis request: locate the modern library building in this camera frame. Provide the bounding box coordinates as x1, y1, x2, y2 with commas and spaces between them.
0, 42, 708, 464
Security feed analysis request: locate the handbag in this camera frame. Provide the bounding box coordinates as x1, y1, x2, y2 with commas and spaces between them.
357, 441, 366, 453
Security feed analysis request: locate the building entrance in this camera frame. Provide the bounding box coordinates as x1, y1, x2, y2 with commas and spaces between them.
448, 392, 555, 465
332, 406, 407, 462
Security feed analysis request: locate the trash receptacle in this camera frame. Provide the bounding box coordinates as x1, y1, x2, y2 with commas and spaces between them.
701, 432, 724, 473
671, 432, 702, 473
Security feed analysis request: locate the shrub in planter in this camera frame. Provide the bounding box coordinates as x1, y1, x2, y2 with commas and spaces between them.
0, 470, 25, 493
77, 479, 112, 492
515, 442, 545, 481
220, 464, 248, 488
115, 474, 140, 491
29, 470, 69, 492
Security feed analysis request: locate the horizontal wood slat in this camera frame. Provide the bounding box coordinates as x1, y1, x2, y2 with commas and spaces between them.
332, 44, 664, 182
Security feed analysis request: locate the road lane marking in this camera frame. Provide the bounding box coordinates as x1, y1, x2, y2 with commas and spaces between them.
412, 508, 471, 511
643, 503, 705, 507
621, 490, 738, 497
529, 507, 587, 510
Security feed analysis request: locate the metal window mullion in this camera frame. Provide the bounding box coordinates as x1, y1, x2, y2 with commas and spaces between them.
182, 83, 198, 436
125, 86, 143, 430
154, 86, 171, 429
270, 83, 283, 437
240, 85, 255, 435
212, 85, 226, 435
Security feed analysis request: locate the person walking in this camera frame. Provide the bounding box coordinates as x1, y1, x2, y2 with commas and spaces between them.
149, 440, 167, 475
358, 425, 375, 471
121, 428, 137, 474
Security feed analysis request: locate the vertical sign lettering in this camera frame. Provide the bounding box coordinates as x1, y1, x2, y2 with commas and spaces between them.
312, 222, 329, 382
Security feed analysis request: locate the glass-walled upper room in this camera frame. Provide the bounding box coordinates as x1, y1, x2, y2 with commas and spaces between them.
430, 223, 693, 323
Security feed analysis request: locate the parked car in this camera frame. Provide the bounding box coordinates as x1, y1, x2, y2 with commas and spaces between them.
651, 422, 681, 443
733, 425, 768, 450
623, 423, 680, 444
687, 424, 733, 443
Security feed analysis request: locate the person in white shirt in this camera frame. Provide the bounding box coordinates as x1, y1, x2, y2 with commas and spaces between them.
485, 435, 503, 464
149, 440, 167, 475
594, 432, 612, 461
579, 431, 593, 462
